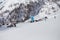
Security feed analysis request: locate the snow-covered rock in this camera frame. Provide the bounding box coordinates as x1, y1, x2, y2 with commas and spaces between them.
26, 1, 60, 22
0, 0, 60, 27
0, 0, 45, 27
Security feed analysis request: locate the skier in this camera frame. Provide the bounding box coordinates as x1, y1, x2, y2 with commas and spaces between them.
30, 16, 34, 23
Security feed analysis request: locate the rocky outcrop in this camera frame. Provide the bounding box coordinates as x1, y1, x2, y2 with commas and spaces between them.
0, 0, 45, 27
0, 0, 59, 27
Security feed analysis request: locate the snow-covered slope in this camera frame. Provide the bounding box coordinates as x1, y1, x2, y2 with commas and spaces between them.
0, 0, 45, 27
25, 1, 60, 22
0, 0, 60, 27
0, 0, 60, 40
0, 8, 60, 40
35, 2, 59, 19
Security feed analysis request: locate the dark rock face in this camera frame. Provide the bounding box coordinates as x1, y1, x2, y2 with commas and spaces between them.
0, 0, 45, 27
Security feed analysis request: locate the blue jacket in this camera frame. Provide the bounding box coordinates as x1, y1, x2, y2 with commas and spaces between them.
30, 16, 34, 22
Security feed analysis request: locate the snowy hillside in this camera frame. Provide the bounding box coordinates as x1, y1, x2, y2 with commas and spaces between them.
0, 7, 60, 40
25, 1, 60, 22
0, 0, 60, 27
0, 0, 60, 40
0, 0, 45, 27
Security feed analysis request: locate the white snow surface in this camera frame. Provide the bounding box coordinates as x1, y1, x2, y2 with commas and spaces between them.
0, 9, 60, 40
0, 0, 60, 40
